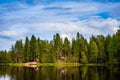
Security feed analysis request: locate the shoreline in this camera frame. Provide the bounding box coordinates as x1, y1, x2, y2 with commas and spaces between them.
0, 63, 107, 67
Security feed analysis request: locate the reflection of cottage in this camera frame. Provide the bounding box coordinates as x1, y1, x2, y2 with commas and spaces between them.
60, 69, 67, 74
33, 57, 39, 62
57, 67, 67, 75
57, 54, 67, 60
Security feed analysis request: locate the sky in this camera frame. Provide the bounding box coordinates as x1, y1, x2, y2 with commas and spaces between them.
0, 0, 120, 51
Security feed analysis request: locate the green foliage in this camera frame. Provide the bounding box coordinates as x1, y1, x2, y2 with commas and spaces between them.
80, 51, 88, 63
89, 38, 98, 63
115, 29, 120, 64
24, 37, 30, 62
0, 29, 120, 64
54, 33, 63, 55
13, 40, 24, 63
30, 35, 37, 60
96, 35, 105, 63
0, 51, 9, 63
108, 37, 115, 64
63, 37, 71, 56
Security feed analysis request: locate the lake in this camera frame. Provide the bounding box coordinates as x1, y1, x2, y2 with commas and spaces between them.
0, 65, 120, 80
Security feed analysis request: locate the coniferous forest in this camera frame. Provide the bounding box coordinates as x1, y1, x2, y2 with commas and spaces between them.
0, 29, 120, 65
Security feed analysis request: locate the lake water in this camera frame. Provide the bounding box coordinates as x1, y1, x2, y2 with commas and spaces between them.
0, 65, 120, 80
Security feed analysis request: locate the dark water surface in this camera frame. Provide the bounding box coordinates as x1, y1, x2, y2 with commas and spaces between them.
0, 65, 120, 80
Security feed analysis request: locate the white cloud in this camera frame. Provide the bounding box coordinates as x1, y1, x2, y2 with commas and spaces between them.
0, 38, 15, 51
0, 31, 17, 36
0, 24, 29, 37
86, 18, 120, 33
0, 2, 120, 50
60, 33, 71, 40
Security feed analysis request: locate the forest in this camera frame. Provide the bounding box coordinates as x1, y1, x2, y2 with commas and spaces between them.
0, 29, 120, 65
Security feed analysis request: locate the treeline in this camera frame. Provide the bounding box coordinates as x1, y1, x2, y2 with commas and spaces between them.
0, 29, 120, 64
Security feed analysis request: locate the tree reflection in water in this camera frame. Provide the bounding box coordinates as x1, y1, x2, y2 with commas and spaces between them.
0, 65, 120, 80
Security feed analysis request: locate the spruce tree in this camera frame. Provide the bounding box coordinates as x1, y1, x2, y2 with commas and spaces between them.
54, 33, 62, 56
63, 37, 71, 56
89, 38, 98, 63
24, 37, 30, 62
14, 40, 23, 62
30, 35, 37, 61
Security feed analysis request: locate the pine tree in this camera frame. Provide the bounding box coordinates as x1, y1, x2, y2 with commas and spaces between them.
108, 35, 117, 65
30, 35, 37, 61
37, 38, 41, 62
104, 35, 111, 63
24, 37, 30, 62
14, 40, 23, 62
89, 38, 98, 63
49, 41, 55, 63
71, 38, 77, 62
96, 35, 105, 63
75, 32, 81, 62
11, 45, 16, 63
63, 37, 71, 56
54, 33, 63, 57
115, 29, 120, 64
80, 51, 88, 64
35, 38, 40, 60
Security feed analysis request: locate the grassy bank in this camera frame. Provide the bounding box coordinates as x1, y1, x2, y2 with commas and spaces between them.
0, 60, 106, 67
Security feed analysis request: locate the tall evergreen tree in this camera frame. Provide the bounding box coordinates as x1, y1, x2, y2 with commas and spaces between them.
71, 38, 77, 62
30, 35, 37, 61
63, 37, 71, 56
115, 29, 120, 64
49, 41, 55, 63
108, 35, 117, 65
75, 32, 81, 62
15, 40, 23, 62
35, 38, 40, 60
11, 45, 16, 63
37, 38, 41, 62
80, 51, 88, 64
54, 33, 63, 56
104, 35, 111, 63
24, 37, 30, 62
89, 38, 98, 63
96, 35, 105, 63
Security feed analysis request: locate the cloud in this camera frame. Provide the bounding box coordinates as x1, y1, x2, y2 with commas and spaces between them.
0, 38, 15, 51
61, 33, 71, 40
0, 1, 120, 50
0, 30, 17, 36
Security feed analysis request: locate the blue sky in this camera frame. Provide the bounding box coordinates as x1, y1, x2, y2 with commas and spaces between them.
0, 0, 120, 50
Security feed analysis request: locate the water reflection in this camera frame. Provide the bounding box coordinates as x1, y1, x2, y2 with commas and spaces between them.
0, 65, 120, 80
